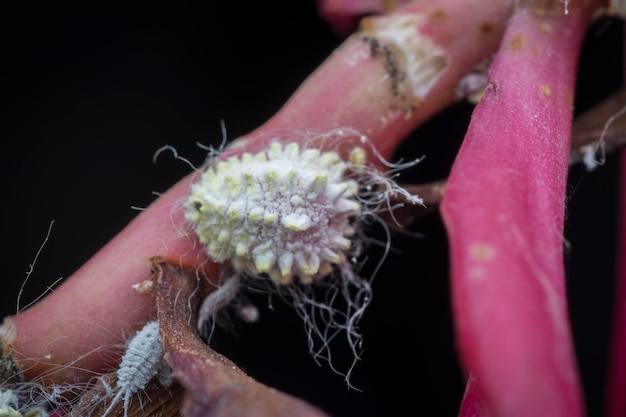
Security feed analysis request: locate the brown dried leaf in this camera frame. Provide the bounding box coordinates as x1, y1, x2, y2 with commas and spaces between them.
152, 257, 330, 417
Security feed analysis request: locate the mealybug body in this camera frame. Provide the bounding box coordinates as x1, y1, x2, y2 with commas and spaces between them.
101, 321, 163, 417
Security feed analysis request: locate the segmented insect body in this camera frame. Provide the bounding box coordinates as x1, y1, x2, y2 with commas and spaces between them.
101, 321, 163, 417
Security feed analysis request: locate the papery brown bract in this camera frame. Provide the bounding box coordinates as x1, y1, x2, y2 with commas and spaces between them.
152, 258, 330, 417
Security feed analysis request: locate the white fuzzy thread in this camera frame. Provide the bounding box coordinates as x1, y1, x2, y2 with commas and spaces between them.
196, 273, 242, 339
1, 221, 93, 416
581, 103, 626, 171
15, 220, 56, 314
0, 333, 127, 416
0, 324, 160, 416
100, 321, 163, 417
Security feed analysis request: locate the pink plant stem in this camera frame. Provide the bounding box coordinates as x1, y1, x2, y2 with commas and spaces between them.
222, 0, 513, 164
3, 0, 512, 387
606, 147, 626, 417
441, 3, 599, 417
4, 177, 219, 384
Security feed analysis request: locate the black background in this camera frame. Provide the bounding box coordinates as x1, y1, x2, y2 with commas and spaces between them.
1, 2, 623, 417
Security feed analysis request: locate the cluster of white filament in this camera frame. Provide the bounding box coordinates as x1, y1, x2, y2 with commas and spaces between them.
4, 321, 165, 417
0, 389, 47, 417
100, 321, 163, 417
185, 138, 423, 387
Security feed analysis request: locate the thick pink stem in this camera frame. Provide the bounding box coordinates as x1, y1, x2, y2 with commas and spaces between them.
223, 0, 512, 163
441, 5, 593, 417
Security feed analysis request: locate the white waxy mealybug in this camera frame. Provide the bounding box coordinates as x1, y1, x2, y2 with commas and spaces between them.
101, 321, 163, 417
186, 141, 361, 284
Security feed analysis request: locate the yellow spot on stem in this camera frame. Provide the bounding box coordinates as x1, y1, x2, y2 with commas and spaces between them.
508, 35, 526, 51
429, 9, 447, 23
381, 0, 398, 13
479, 22, 495, 37
531, 0, 561, 16
470, 243, 496, 261
412, 98, 423, 109
359, 16, 375, 32
508, 34, 526, 50
540, 84, 552, 98
539, 21, 553, 34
